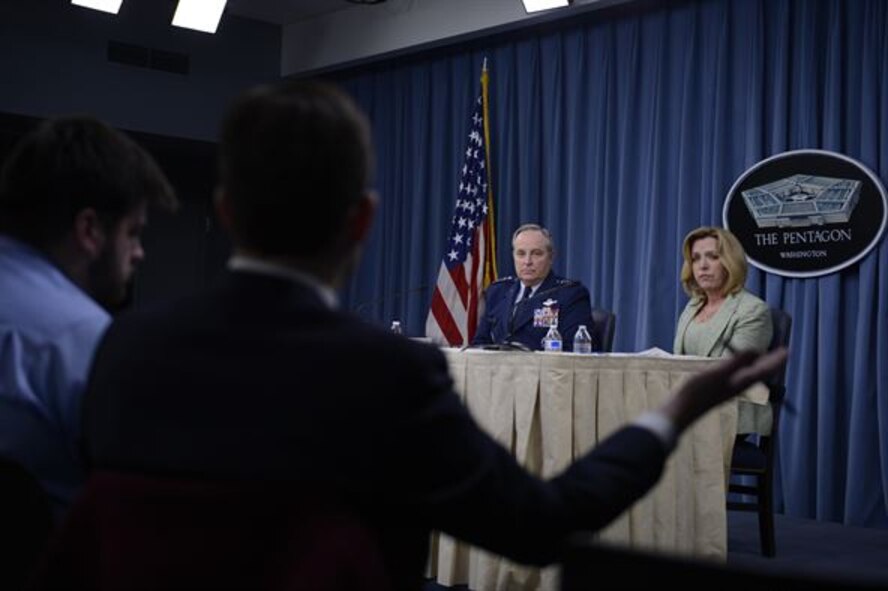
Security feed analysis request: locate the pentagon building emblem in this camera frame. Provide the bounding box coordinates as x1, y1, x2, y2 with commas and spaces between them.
724, 150, 887, 278
741, 174, 861, 229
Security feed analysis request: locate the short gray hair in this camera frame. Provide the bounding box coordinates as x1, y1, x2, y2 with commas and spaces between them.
511, 223, 553, 253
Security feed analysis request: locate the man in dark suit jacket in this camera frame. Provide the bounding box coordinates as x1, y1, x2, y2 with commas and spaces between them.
473, 224, 594, 351
82, 81, 787, 590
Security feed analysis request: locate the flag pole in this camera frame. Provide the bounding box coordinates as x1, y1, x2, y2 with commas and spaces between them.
481, 58, 497, 282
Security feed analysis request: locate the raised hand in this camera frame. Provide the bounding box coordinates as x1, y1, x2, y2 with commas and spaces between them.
660, 348, 789, 433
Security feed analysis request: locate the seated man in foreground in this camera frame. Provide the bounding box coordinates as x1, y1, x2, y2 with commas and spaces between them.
0, 116, 175, 518
80, 81, 787, 591
473, 223, 595, 351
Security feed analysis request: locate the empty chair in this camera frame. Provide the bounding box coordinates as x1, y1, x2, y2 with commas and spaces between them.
590, 307, 616, 352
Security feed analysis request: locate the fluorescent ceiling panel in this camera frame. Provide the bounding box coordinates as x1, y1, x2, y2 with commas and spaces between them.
172, 0, 227, 34
71, 0, 123, 14
521, 0, 570, 13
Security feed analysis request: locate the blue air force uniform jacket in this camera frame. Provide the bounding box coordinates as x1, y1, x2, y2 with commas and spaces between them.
472, 272, 596, 352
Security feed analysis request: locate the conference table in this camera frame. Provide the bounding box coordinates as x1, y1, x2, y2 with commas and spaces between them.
426, 348, 768, 591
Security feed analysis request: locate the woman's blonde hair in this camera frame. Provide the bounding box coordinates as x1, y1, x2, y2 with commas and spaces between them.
680, 226, 748, 299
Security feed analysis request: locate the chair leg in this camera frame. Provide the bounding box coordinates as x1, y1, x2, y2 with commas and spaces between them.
758, 473, 776, 557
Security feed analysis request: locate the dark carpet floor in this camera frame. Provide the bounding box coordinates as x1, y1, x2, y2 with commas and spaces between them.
426, 511, 888, 589
727, 511, 888, 583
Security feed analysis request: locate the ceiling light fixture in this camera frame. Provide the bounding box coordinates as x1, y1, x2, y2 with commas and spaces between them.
172, 0, 227, 34
70, 0, 123, 14
521, 0, 571, 14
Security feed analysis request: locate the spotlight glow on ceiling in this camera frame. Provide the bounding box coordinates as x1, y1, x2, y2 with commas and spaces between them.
71, 0, 123, 14
521, 0, 571, 13
172, 0, 227, 34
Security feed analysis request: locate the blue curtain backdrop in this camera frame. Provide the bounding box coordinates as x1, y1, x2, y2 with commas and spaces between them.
334, 0, 888, 528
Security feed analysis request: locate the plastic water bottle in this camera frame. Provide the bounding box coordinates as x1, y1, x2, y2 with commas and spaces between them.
541, 324, 562, 352
390, 320, 403, 335
573, 324, 593, 354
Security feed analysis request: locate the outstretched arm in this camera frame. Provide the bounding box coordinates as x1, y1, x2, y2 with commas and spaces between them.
659, 347, 788, 434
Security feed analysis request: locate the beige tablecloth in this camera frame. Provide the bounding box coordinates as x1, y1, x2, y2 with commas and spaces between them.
428, 349, 767, 591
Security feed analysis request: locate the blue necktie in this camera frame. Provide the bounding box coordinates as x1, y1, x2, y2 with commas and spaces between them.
513, 286, 530, 317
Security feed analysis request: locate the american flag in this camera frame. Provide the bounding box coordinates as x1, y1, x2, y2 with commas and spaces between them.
426, 62, 497, 346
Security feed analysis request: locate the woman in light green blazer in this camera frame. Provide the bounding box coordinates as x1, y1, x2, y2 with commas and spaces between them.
673, 227, 772, 358
673, 226, 773, 436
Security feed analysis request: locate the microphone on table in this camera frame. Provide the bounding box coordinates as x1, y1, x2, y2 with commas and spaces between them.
460, 318, 533, 352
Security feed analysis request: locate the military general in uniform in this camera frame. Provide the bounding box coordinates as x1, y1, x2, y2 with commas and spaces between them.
473, 223, 595, 351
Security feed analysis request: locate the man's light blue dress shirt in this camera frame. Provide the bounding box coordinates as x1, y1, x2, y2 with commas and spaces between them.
0, 234, 110, 517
